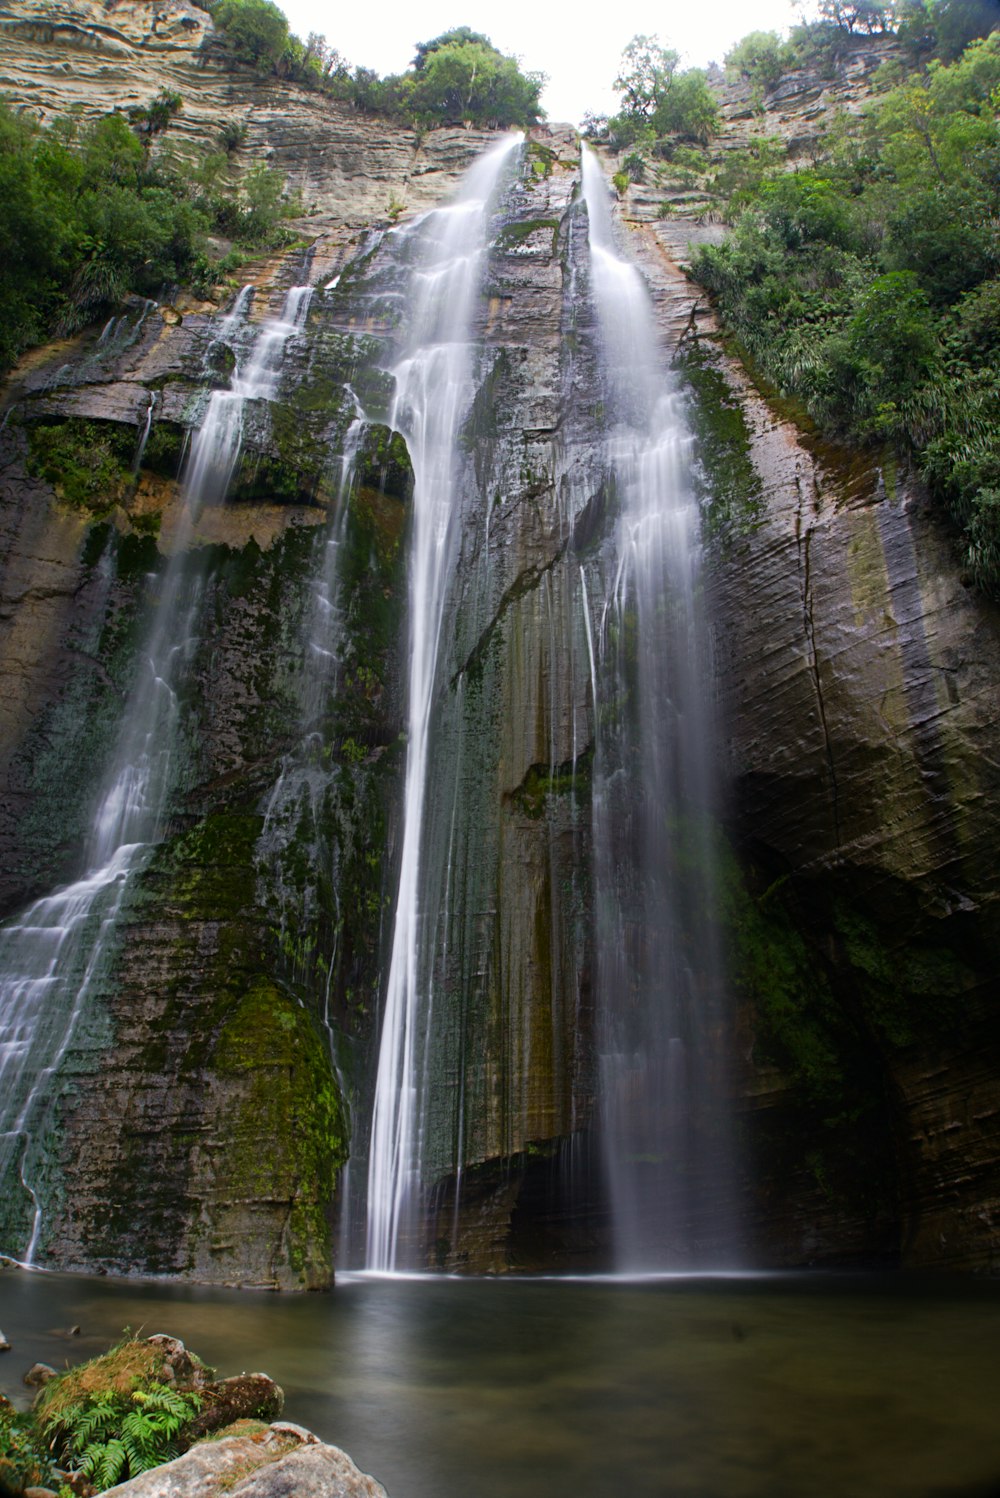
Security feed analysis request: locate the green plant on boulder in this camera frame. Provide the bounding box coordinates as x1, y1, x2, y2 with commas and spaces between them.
49, 1384, 201, 1489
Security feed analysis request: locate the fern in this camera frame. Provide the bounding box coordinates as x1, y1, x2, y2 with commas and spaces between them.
54, 1385, 201, 1488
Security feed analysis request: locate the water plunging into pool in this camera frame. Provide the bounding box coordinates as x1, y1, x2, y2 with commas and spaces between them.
580, 148, 735, 1271
366, 133, 523, 1272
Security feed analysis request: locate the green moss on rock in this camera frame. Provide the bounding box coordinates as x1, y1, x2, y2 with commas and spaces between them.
26, 418, 134, 513
677, 343, 763, 546
211, 978, 347, 1284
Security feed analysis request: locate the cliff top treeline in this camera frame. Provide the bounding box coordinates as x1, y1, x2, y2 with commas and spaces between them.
202, 1, 545, 128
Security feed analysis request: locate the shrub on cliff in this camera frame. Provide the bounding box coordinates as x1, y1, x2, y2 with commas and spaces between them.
691, 29, 1000, 592
0, 97, 297, 374
603, 35, 718, 148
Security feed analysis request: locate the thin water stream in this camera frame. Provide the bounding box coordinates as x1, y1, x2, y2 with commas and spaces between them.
1, 1270, 998, 1498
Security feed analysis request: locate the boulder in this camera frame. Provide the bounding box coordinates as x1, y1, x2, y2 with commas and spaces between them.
101, 1423, 388, 1497
185, 1373, 284, 1437
23, 1364, 56, 1387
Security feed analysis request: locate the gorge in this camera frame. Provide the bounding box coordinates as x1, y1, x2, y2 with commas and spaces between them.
0, 0, 999, 1300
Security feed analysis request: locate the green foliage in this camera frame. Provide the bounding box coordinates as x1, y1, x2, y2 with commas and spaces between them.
607, 34, 718, 147
691, 29, 1000, 592
404, 32, 544, 127
0, 1403, 61, 1494
50, 1384, 200, 1487
207, 3, 543, 128
0, 95, 297, 373
897, 0, 1000, 60
211, 0, 289, 66
26, 420, 134, 512
130, 87, 184, 140
725, 30, 796, 91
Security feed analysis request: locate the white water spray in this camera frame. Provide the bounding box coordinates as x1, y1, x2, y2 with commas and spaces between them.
365, 133, 522, 1272
580, 148, 734, 1270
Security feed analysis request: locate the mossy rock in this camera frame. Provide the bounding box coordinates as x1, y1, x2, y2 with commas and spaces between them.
141, 419, 186, 478
25, 418, 134, 513
677, 342, 763, 546
210, 979, 347, 1284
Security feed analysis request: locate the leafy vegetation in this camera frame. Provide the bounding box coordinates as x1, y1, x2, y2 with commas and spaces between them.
725, 30, 797, 93
0, 95, 297, 375
207, 4, 544, 127
585, 34, 718, 149
691, 28, 1000, 591
46, 1384, 201, 1489
0, 1402, 67, 1496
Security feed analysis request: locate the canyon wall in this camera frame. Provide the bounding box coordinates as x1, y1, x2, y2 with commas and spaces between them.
0, 8, 997, 1280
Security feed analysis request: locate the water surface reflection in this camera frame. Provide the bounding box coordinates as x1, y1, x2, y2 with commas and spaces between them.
1, 1270, 998, 1497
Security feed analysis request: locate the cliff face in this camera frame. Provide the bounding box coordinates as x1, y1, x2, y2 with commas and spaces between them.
0, 0, 495, 225
0, 25, 999, 1281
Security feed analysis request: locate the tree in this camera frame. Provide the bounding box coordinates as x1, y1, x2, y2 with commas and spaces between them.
412, 27, 494, 72
725, 31, 796, 90
897, 0, 1000, 60
211, 0, 289, 67
816, 0, 897, 33
614, 35, 680, 118
405, 31, 544, 126
610, 35, 718, 144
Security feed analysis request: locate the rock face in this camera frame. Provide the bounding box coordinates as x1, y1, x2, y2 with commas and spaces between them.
0, 0, 495, 225
0, 32, 999, 1280
103, 1422, 388, 1498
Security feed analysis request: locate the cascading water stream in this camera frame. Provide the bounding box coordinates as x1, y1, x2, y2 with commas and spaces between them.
0, 282, 313, 1261
365, 133, 522, 1272
579, 148, 735, 1271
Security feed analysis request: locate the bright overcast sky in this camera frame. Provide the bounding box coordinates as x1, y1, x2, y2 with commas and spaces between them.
278, 0, 814, 125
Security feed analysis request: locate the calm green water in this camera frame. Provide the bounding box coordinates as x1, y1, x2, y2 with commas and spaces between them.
1, 1269, 998, 1497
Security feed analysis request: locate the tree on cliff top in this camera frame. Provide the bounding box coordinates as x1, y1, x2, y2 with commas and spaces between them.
210, 0, 289, 67
403, 30, 545, 127
603, 35, 718, 147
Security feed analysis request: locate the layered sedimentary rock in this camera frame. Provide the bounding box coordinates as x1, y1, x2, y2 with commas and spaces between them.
1, 34, 999, 1280
0, 0, 494, 224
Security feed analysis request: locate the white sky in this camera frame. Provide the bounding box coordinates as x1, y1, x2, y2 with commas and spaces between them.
278, 0, 814, 125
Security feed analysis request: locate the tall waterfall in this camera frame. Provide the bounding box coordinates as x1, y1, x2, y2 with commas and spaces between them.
366, 133, 522, 1272
580, 149, 734, 1270
0, 283, 312, 1261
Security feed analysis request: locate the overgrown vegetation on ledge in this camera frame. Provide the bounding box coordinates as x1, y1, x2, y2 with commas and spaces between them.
691, 23, 1000, 592
0, 94, 297, 375
204, 0, 545, 128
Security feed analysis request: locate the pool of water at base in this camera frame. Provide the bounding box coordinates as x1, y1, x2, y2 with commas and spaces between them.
1, 1268, 999, 1498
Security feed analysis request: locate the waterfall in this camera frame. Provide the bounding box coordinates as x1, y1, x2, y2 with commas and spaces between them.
366, 133, 522, 1272
0, 283, 313, 1262
579, 148, 735, 1271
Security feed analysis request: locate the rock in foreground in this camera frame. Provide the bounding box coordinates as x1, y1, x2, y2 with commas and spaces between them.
103, 1422, 388, 1497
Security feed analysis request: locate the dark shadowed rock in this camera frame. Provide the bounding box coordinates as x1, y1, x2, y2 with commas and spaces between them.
186, 1374, 284, 1438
